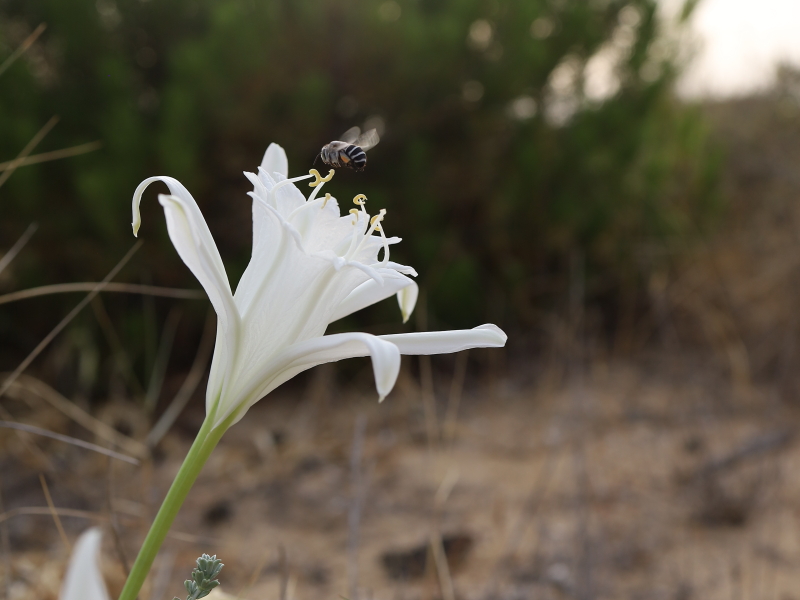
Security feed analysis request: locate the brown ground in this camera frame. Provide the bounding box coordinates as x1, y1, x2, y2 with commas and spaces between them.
4, 351, 800, 600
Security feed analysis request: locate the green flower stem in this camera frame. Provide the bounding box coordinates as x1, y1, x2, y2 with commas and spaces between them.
118, 409, 231, 600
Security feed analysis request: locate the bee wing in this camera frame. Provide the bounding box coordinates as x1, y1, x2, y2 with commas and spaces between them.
355, 129, 380, 152
340, 126, 361, 144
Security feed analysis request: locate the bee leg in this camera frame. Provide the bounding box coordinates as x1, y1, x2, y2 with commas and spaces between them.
313, 153, 320, 166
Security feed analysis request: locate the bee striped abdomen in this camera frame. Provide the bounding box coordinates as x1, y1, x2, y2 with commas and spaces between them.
345, 144, 367, 171
319, 128, 378, 172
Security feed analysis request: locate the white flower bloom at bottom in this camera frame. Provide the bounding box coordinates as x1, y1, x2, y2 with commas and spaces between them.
133, 143, 507, 428
59, 528, 109, 600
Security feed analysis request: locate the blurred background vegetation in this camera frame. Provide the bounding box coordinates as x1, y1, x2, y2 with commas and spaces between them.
17, 4, 800, 598
0, 0, 720, 398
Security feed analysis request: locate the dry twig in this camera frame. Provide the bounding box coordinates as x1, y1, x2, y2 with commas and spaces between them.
0, 506, 217, 545
279, 545, 289, 600
236, 545, 280, 600
0, 477, 11, 600
429, 469, 459, 600
146, 310, 215, 447
0, 403, 52, 469
0, 223, 38, 276
107, 459, 131, 575
0, 420, 140, 464
0, 23, 46, 79
38, 473, 71, 552
144, 307, 182, 413
0, 282, 204, 306
0, 241, 141, 399
0, 141, 102, 172
693, 429, 795, 480
0, 506, 107, 525
416, 293, 439, 448
347, 414, 367, 600
146, 550, 176, 600
0, 115, 59, 189
4, 374, 147, 458
91, 296, 146, 397
442, 350, 469, 444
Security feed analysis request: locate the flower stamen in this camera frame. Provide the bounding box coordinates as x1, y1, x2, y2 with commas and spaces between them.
377, 220, 391, 264
267, 173, 316, 207
353, 194, 370, 219
321, 193, 332, 209
347, 208, 390, 263
308, 169, 334, 187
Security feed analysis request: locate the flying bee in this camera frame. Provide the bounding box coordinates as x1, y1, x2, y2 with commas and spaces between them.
318, 126, 380, 172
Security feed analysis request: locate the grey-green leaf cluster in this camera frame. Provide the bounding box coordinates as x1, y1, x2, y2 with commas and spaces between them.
174, 554, 223, 600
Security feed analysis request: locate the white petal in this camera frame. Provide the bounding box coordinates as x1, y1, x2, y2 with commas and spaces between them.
220, 332, 401, 426
258, 169, 307, 215
59, 528, 110, 600
329, 273, 417, 323
397, 281, 419, 324
155, 194, 236, 318
132, 178, 240, 404
231, 202, 370, 389
261, 143, 289, 178
379, 324, 507, 354
205, 321, 227, 415
132, 179, 234, 316
384, 261, 418, 277
276, 332, 401, 400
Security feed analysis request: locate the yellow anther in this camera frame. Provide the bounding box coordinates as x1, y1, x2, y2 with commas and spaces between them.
308, 168, 334, 187
349, 208, 360, 225
353, 194, 367, 206
369, 209, 386, 232
321, 193, 332, 209
370, 209, 387, 226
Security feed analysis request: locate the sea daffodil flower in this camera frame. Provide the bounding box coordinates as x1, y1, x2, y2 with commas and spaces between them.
59, 528, 109, 600
120, 144, 506, 600
132, 143, 506, 429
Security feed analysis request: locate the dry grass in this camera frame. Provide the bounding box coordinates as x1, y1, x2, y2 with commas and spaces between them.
2, 353, 800, 600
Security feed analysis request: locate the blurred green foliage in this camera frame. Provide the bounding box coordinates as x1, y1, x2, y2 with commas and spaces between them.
0, 0, 719, 362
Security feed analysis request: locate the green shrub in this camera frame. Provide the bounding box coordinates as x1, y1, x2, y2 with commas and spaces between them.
0, 0, 719, 350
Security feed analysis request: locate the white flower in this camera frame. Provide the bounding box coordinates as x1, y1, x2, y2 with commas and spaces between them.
133, 143, 506, 429
59, 528, 110, 600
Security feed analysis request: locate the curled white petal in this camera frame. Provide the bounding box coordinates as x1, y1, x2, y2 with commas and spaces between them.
155, 194, 236, 318
221, 332, 401, 426
379, 324, 507, 354
329, 272, 417, 323
132, 178, 240, 409
131, 179, 234, 319
261, 143, 289, 179
397, 281, 419, 324
384, 261, 418, 277
59, 528, 110, 600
